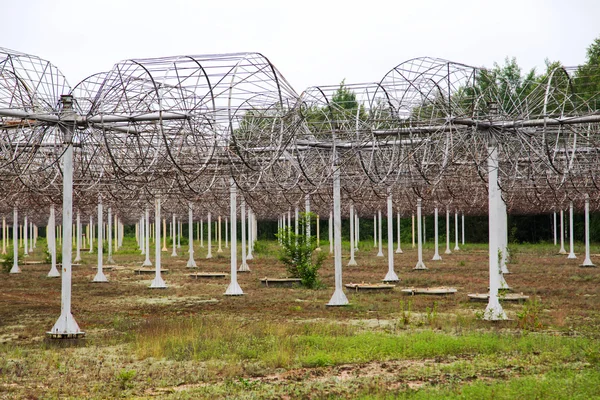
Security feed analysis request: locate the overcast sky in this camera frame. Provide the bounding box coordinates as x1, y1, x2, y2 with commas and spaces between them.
2, 0, 598, 92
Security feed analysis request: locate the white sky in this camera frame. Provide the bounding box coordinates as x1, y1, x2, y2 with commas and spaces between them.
2, 0, 599, 93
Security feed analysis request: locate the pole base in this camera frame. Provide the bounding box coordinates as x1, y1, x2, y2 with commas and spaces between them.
347, 258, 357, 267
483, 299, 507, 321
383, 270, 399, 282
395, 248, 403, 254
93, 270, 108, 282
432, 254, 442, 261
205, 254, 212, 259
142, 259, 152, 267
149, 275, 167, 289
567, 253, 577, 259
580, 259, 596, 267
225, 281, 244, 295
47, 267, 60, 278
238, 262, 251, 272
49, 312, 83, 337
376, 251, 384, 257
246, 253, 253, 260
453, 246, 460, 251
558, 248, 567, 255
444, 249, 452, 255
9, 265, 21, 274
327, 288, 349, 306
186, 259, 197, 268
413, 260, 428, 270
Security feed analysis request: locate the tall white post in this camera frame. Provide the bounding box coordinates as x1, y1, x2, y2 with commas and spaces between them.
107, 207, 114, 264
1, 216, 5, 255
47, 205, 60, 278
239, 200, 250, 271
384, 188, 399, 282
225, 217, 229, 248
225, 178, 243, 295
49, 96, 84, 337
377, 210, 384, 257
395, 212, 403, 254
200, 218, 204, 248
171, 214, 177, 257
568, 201, 576, 259
373, 214, 377, 248
246, 210, 253, 260
329, 211, 333, 254
217, 215, 223, 253
187, 203, 197, 268
445, 207, 451, 254
582, 195, 595, 267
316, 215, 321, 250
411, 213, 415, 248
432, 205, 442, 261
355, 214, 359, 251
89, 216, 94, 254
305, 195, 311, 241
10, 207, 19, 273
559, 209, 566, 254
93, 196, 107, 283
143, 208, 152, 266
23, 215, 28, 256
484, 144, 507, 320
454, 211, 460, 251
414, 198, 427, 270
348, 204, 357, 266
206, 213, 212, 258
327, 165, 349, 306
462, 213, 465, 245
140, 216, 145, 255
74, 212, 82, 262
423, 214, 426, 243
177, 219, 181, 249
150, 198, 167, 288
162, 218, 168, 251
553, 211, 557, 246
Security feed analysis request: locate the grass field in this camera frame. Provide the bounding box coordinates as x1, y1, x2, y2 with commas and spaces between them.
0, 237, 599, 399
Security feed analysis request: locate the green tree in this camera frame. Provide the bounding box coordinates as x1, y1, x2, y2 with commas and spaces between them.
574, 36, 600, 109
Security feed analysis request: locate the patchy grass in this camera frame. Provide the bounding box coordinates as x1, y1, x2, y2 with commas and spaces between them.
0, 238, 599, 398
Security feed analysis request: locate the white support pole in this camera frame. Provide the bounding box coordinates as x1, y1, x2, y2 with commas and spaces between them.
225, 178, 243, 295
348, 204, 357, 266
246, 209, 253, 260
287, 209, 291, 245
316, 215, 321, 251
150, 198, 167, 289
553, 211, 557, 246
143, 208, 152, 266
582, 194, 595, 267
559, 209, 567, 254
568, 202, 576, 259
10, 207, 19, 273
200, 218, 204, 248
1, 216, 5, 255
47, 205, 60, 278
74, 212, 82, 262
177, 219, 181, 249
377, 210, 384, 257
373, 214, 377, 248
206, 212, 212, 259
423, 214, 426, 243
305, 195, 311, 241
484, 144, 507, 320
93, 196, 107, 283
395, 212, 403, 254
48, 98, 84, 337
462, 213, 465, 245
89, 216, 94, 254
444, 206, 452, 254
327, 165, 349, 306
355, 214, 359, 251
23, 215, 28, 256
217, 215, 223, 253
329, 211, 333, 254
225, 217, 229, 248
239, 199, 250, 271
454, 211, 460, 251
140, 216, 145, 255
432, 205, 442, 261
107, 207, 114, 264
384, 188, 399, 282
162, 218, 168, 252
414, 198, 427, 270
171, 214, 177, 257
411, 213, 415, 248
295, 206, 299, 242
187, 203, 197, 268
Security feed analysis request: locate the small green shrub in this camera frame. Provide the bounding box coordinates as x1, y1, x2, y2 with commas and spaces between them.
115, 369, 136, 390
2, 253, 13, 273
276, 212, 325, 289
517, 297, 544, 331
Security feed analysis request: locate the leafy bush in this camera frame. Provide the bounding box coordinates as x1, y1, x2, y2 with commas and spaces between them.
276, 212, 325, 289
44, 246, 62, 264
